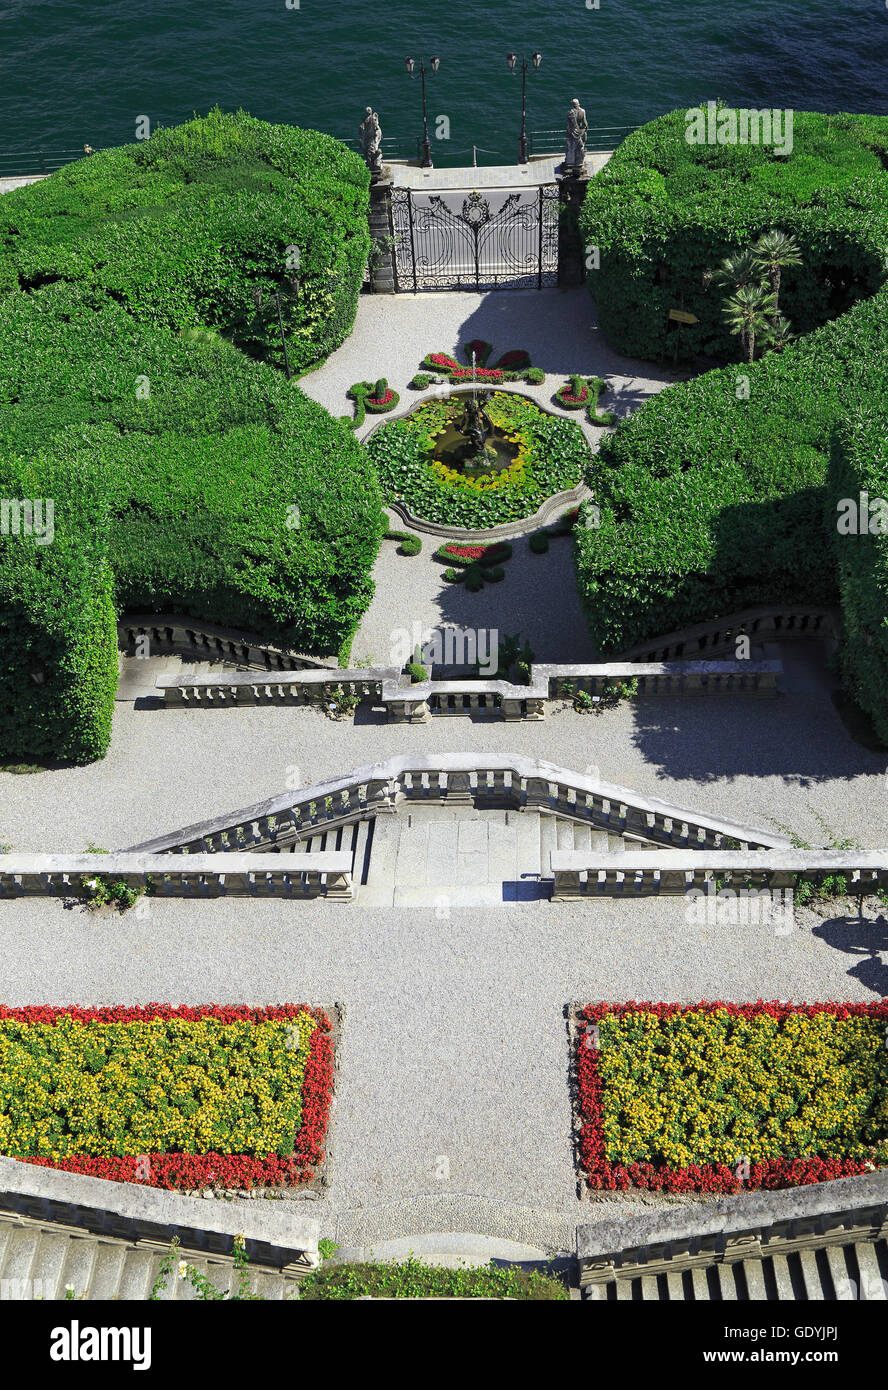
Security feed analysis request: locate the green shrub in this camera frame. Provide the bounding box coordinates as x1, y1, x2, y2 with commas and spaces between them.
406, 661, 428, 683
523, 367, 546, 385
0, 284, 383, 761
0, 108, 371, 375
410, 373, 432, 390
580, 108, 888, 363
0, 450, 117, 764
574, 111, 888, 654
298, 1257, 567, 1300
530, 532, 550, 554
828, 406, 888, 744
482, 565, 505, 583
384, 529, 421, 556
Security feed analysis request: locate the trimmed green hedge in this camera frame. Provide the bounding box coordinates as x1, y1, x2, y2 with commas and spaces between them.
0, 283, 383, 760
298, 1258, 567, 1300
0, 108, 371, 375
0, 450, 117, 764
828, 407, 888, 744
580, 108, 888, 363
575, 111, 888, 654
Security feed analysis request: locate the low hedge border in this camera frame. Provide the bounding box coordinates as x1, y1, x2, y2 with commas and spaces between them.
347, 378, 401, 428
383, 529, 422, 556
576, 1001, 888, 1194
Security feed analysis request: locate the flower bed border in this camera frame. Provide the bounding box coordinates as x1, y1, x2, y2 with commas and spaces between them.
1, 1003, 336, 1192
575, 1000, 888, 1195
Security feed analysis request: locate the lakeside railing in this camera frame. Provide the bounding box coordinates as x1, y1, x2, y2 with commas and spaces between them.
0, 123, 641, 182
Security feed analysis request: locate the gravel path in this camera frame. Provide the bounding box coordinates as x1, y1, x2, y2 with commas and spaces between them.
2, 891, 885, 1253
3, 644, 886, 856
298, 285, 683, 452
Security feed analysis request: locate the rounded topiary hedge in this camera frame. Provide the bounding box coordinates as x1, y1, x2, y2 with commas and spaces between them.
0, 107, 371, 376
574, 110, 888, 658
0, 280, 383, 762
579, 108, 888, 364
368, 392, 589, 530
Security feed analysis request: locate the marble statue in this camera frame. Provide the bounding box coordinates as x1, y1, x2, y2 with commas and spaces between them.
563, 98, 588, 174
359, 107, 383, 176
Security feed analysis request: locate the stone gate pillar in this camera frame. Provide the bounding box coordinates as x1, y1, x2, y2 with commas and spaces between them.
368, 177, 396, 295
557, 171, 591, 287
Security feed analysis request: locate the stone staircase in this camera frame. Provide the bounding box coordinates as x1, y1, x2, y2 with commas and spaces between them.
578, 1169, 888, 1302
0, 1215, 298, 1300
0, 1157, 318, 1301
273, 807, 643, 906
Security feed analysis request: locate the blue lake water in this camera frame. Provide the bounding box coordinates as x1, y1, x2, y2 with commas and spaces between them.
0, 0, 886, 165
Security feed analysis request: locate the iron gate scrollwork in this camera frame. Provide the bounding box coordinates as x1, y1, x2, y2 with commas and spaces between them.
391, 185, 559, 293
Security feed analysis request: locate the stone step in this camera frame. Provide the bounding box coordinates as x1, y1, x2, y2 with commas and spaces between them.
539, 815, 558, 878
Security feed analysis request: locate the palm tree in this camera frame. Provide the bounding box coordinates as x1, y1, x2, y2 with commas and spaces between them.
762, 313, 796, 353
752, 230, 802, 317
722, 284, 777, 362
709, 250, 766, 295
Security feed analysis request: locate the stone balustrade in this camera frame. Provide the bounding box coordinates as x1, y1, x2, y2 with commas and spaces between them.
577, 1169, 888, 1292
155, 667, 401, 707
550, 849, 888, 899
154, 658, 781, 719
618, 604, 840, 663
128, 754, 792, 857
0, 853, 353, 900
119, 614, 332, 672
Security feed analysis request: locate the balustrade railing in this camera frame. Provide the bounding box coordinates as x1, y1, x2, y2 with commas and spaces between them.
127, 754, 792, 857
0, 853, 353, 900
154, 657, 781, 717
550, 849, 888, 899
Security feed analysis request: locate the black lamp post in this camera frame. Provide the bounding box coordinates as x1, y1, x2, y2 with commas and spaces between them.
506, 50, 542, 165
405, 55, 440, 169
253, 283, 298, 381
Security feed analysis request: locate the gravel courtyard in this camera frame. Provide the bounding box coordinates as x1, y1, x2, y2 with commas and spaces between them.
2, 638, 888, 1252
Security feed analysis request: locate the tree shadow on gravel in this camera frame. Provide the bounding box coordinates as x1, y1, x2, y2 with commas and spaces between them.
811, 912, 888, 995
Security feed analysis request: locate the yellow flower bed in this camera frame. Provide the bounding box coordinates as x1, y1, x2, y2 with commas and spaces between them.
598, 1007, 888, 1168
0, 1012, 317, 1160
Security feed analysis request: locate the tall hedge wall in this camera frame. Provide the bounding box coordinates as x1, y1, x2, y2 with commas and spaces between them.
0, 108, 371, 374
574, 110, 888, 655
579, 109, 888, 363
828, 408, 888, 743
0, 450, 117, 765
0, 112, 382, 763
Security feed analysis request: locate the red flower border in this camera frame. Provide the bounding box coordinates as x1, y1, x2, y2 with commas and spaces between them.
2, 1004, 335, 1191
576, 1001, 888, 1194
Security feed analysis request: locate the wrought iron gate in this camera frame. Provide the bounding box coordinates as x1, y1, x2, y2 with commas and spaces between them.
391, 185, 559, 292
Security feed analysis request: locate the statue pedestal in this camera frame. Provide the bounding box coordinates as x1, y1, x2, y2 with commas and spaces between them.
556, 169, 591, 286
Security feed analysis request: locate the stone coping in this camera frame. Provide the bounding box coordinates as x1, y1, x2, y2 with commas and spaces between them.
576, 1170, 888, 1268
127, 753, 793, 854
551, 849, 888, 873
156, 659, 780, 699
0, 852, 351, 877
0, 1156, 319, 1266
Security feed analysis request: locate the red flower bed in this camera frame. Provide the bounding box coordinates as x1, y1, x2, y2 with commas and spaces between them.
576, 1000, 888, 1194
559, 388, 588, 405
495, 349, 531, 370
451, 366, 505, 382
5, 1003, 335, 1191
463, 339, 492, 366
369, 389, 396, 406
444, 544, 488, 560
427, 352, 460, 372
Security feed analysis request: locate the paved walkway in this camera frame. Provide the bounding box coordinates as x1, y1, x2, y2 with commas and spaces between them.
2, 642, 887, 1250
298, 286, 683, 453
